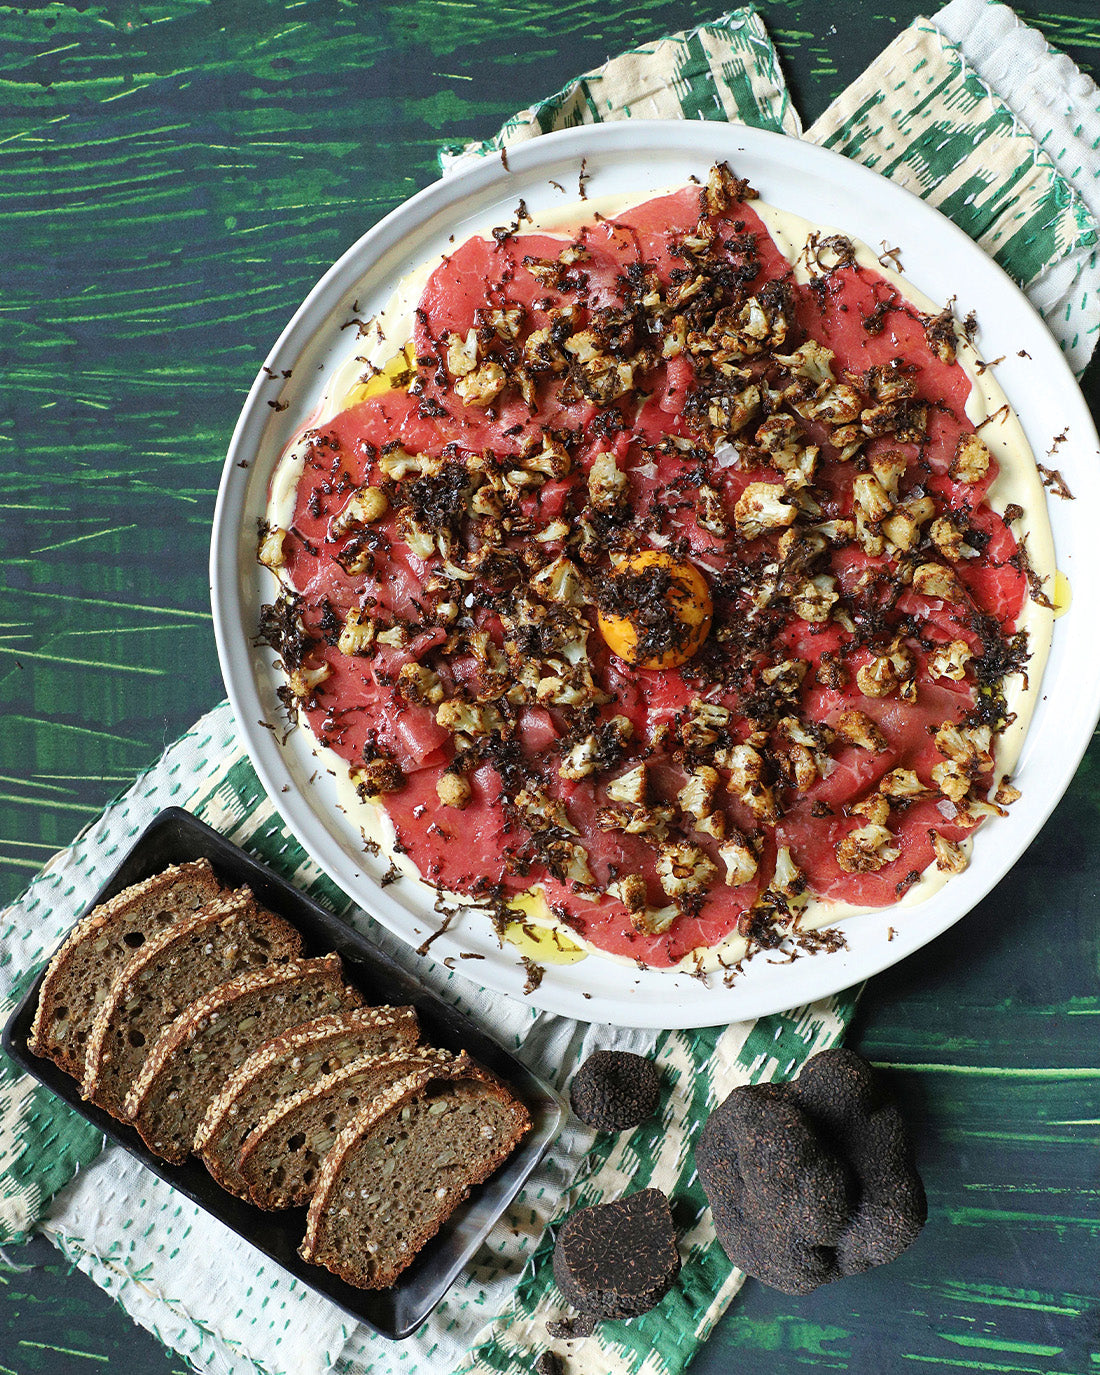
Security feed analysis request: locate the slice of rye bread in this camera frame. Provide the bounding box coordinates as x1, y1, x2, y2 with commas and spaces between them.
239, 1046, 462, 1210
29, 859, 224, 1076
195, 1005, 420, 1199
126, 954, 362, 1164
81, 890, 303, 1120
300, 1062, 531, 1289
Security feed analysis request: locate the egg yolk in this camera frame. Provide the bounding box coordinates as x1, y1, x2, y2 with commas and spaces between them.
597, 550, 713, 669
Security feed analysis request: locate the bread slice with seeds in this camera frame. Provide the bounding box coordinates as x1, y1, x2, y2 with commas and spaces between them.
239, 1046, 461, 1210
195, 1005, 420, 1199
126, 954, 362, 1164
29, 859, 224, 1076
80, 890, 303, 1120
300, 1062, 531, 1289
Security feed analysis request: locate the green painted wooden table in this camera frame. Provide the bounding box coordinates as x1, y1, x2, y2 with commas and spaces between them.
2, 3, 1098, 1372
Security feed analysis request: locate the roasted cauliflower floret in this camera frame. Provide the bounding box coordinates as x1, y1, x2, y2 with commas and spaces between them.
435, 698, 503, 738
928, 516, 976, 562
720, 742, 764, 793
546, 839, 595, 887
286, 659, 331, 699
337, 608, 376, 657
522, 435, 572, 480
950, 432, 991, 484
445, 328, 480, 378
481, 304, 525, 340
851, 793, 891, 827
531, 555, 585, 606
836, 823, 900, 874
396, 661, 444, 707
559, 736, 601, 781
436, 772, 471, 809
882, 496, 935, 552
912, 562, 965, 603
350, 756, 405, 798
718, 742, 778, 823
378, 447, 424, 480
852, 472, 893, 522
513, 786, 575, 835
732, 291, 789, 353
856, 655, 900, 699
523, 326, 568, 375
770, 846, 806, 905
734, 481, 796, 540
606, 763, 648, 806
677, 766, 720, 820
609, 872, 648, 916
870, 449, 908, 497
879, 768, 925, 798
395, 509, 437, 560
834, 709, 888, 753
656, 842, 717, 901
718, 832, 758, 887
258, 525, 287, 571
454, 360, 507, 407
331, 485, 389, 539
931, 722, 993, 802
587, 451, 629, 511
774, 339, 836, 387
697, 483, 729, 535
930, 831, 969, 874
790, 574, 839, 624
706, 383, 761, 437
682, 700, 731, 748
928, 639, 973, 682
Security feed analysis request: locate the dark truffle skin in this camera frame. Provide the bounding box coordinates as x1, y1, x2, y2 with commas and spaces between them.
570, 1050, 660, 1130
553, 1188, 681, 1319
694, 1047, 926, 1294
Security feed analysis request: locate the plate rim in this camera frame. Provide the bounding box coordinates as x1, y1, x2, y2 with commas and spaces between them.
210, 119, 1100, 1029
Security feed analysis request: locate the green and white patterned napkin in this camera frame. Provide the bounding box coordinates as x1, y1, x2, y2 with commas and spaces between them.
1, 5, 1097, 1375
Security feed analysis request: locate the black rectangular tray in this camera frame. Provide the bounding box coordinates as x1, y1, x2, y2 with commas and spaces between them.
2, 806, 564, 1340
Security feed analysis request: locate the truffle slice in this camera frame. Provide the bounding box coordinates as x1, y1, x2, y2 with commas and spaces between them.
552, 1188, 680, 1319
695, 1047, 926, 1295
569, 1050, 659, 1131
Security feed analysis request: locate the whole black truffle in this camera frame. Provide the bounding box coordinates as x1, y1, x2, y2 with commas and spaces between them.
553, 1188, 681, 1319
694, 1047, 926, 1294
570, 1050, 660, 1130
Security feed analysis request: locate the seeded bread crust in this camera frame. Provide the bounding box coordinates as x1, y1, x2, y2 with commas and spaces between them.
80, 889, 302, 1120
239, 1047, 462, 1210
125, 954, 362, 1163
194, 1005, 420, 1199
300, 1062, 531, 1288
29, 859, 223, 1076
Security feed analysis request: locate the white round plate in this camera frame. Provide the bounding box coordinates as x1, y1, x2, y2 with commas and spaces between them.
211, 121, 1100, 1029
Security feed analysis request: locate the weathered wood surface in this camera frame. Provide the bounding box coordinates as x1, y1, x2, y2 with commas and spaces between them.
1, 2, 1097, 1371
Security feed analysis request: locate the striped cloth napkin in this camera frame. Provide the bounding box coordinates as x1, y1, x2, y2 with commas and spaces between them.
1, 5, 1096, 1374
